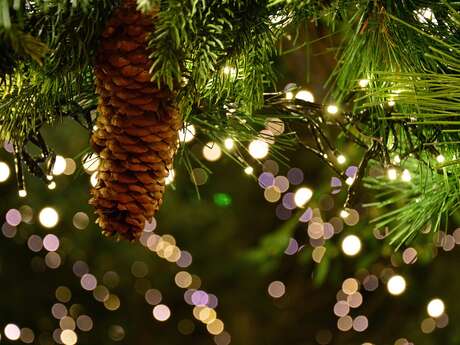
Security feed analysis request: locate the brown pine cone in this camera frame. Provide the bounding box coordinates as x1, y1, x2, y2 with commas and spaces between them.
90, 0, 181, 240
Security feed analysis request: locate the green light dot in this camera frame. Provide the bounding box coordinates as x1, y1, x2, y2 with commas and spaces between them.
213, 193, 232, 207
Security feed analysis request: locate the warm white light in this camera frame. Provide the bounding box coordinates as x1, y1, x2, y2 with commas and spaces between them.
39, 207, 59, 228
52, 155, 67, 175
415, 8, 437, 24
393, 155, 401, 164
427, 298, 445, 318
388, 99, 396, 107
224, 138, 235, 150
0, 161, 10, 182
18, 190, 27, 198
285, 91, 294, 100
337, 155, 346, 164
341, 235, 362, 256
165, 169, 175, 185
60, 329, 77, 345
153, 304, 171, 321
436, 155, 445, 163
345, 177, 355, 186
387, 275, 406, 296
48, 181, 56, 190
178, 124, 196, 143
326, 105, 338, 114
387, 168, 397, 180
4, 324, 20, 340
90, 172, 99, 187
401, 169, 412, 182
340, 210, 350, 219
244, 166, 253, 175
82, 153, 100, 172
222, 65, 237, 77
202, 142, 222, 162
248, 140, 269, 159
358, 79, 369, 88
294, 187, 313, 207
295, 90, 314, 103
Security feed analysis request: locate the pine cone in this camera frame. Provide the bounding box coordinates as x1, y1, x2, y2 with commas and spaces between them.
90, 0, 181, 240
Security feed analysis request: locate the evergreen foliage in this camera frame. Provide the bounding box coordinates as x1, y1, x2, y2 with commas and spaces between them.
0, 0, 459, 246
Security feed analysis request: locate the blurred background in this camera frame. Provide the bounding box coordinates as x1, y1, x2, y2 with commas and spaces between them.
0, 23, 459, 345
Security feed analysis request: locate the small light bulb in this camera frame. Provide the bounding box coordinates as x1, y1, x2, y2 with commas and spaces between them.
388, 99, 396, 107
337, 154, 346, 164
178, 124, 196, 143
387, 275, 406, 296
222, 65, 237, 77
224, 138, 235, 150
248, 140, 269, 159
427, 298, 445, 318
202, 142, 222, 162
393, 155, 401, 164
358, 79, 369, 88
326, 105, 338, 114
294, 187, 313, 207
48, 181, 56, 190
18, 189, 27, 197
401, 169, 412, 182
285, 91, 294, 100
436, 155, 445, 163
0, 161, 11, 182
244, 166, 254, 175
345, 177, 355, 186
341, 235, 362, 256
295, 90, 314, 103
340, 210, 350, 219
46, 175, 53, 181
387, 168, 397, 180
165, 169, 175, 185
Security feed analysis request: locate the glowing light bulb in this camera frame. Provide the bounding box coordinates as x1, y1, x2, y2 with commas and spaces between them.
60, 329, 77, 345
90, 172, 99, 187
388, 99, 395, 107
285, 91, 294, 100
202, 142, 222, 162
345, 177, 355, 186
341, 235, 361, 256
387, 168, 397, 180
337, 155, 346, 164
340, 209, 350, 218
427, 298, 445, 318
222, 65, 237, 77
387, 275, 406, 295
358, 79, 369, 88
224, 138, 235, 150
248, 140, 269, 159
401, 169, 412, 182
52, 155, 67, 175
0, 161, 10, 182
165, 169, 175, 185
178, 124, 196, 143
436, 155, 445, 163
244, 166, 253, 175
18, 189, 27, 197
153, 304, 171, 321
39, 207, 59, 228
82, 153, 100, 173
294, 187, 313, 207
326, 105, 338, 114
48, 181, 56, 190
4, 324, 20, 340
393, 155, 401, 164
295, 90, 314, 103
